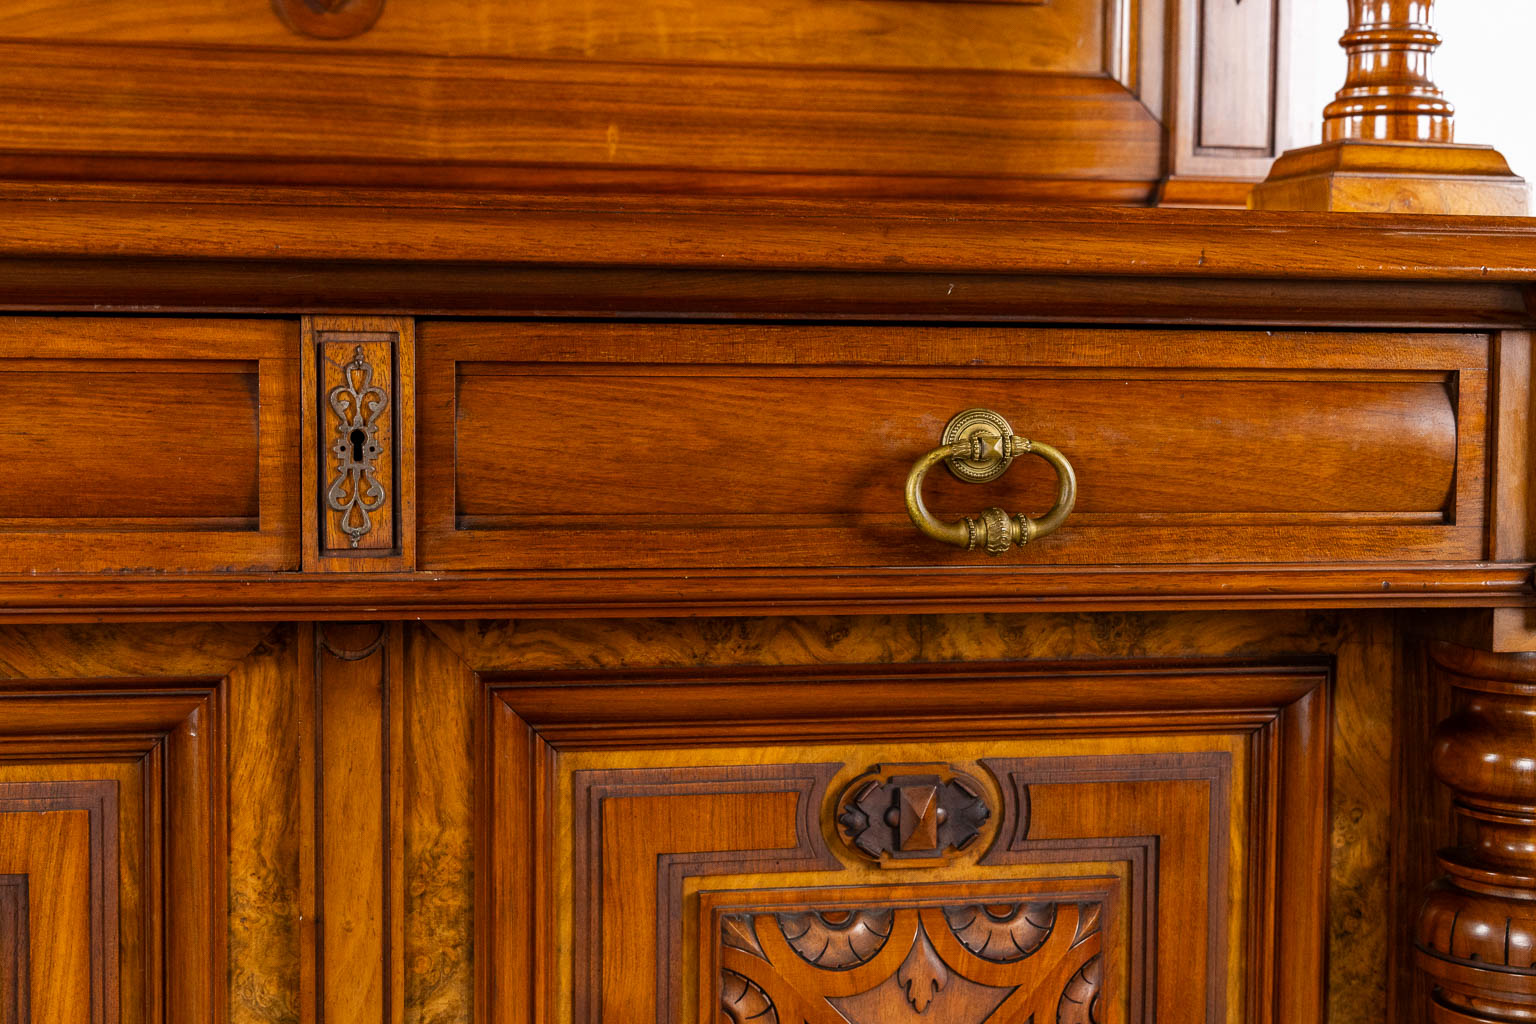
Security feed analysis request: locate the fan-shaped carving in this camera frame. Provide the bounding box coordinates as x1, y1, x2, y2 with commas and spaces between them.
777, 909, 894, 968
943, 901, 1056, 962
1057, 953, 1103, 1024
720, 970, 778, 1024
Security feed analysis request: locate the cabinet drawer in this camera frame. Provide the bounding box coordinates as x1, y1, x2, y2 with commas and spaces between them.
0, 318, 299, 573
419, 322, 1487, 571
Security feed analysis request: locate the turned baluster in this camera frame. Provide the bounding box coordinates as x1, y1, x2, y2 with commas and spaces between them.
1322, 0, 1453, 143
1417, 644, 1536, 1024
1250, 0, 1526, 214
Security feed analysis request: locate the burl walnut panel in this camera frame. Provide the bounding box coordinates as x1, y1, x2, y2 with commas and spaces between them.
0, 318, 300, 574
421, 323, 1484, 571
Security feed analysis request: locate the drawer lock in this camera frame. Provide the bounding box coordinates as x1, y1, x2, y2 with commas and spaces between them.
904, 408, 1077, 554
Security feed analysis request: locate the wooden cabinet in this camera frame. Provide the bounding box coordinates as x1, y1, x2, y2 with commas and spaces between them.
0, 192, 1531, 1024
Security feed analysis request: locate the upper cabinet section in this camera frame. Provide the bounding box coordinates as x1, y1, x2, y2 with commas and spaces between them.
0, 0, 1291, 204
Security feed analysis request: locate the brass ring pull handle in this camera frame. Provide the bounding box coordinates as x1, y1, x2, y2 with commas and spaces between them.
905, 409, 1077, 555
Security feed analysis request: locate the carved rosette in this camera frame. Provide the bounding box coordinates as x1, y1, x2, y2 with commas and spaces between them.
719, 899, 1103, 1023
1415, 644, 1536, 1024
834, 763, 997, 868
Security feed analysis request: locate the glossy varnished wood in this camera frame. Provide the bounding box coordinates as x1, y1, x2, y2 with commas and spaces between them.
0, 317, 299, 574
410, 611, 1391, 1023
422, 322, 1485, 572
0, 186, 1534, 282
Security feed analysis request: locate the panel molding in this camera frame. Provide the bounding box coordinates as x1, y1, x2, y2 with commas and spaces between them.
0, 874, 26, 1024
566, 764, 843, 1022
0, 622, 298, 1024
0, 318, 299, 574
0, 780, 118, 1024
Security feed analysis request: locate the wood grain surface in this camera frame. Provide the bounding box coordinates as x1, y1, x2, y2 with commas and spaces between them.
0, 44, 1161, 201
0, 318, 299, 574
0, 185, 1534, 282
423, 321, 1483, 571
424, 610, 1394, 1024
0, 0, 1117, 69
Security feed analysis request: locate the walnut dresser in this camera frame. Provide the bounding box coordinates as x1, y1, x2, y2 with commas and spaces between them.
0, 0, 1533, 1023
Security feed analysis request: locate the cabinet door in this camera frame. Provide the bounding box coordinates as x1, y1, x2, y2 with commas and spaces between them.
481, 659, 1327, 1024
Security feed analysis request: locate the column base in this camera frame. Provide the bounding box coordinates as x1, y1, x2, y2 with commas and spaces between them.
1248, 140, 1529, 215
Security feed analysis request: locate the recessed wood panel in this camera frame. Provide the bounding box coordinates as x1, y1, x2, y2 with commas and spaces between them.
0, 369, 258, 520
420, 323, 1488, 571
0, 623, 299, 1024
0, 318, 299, 573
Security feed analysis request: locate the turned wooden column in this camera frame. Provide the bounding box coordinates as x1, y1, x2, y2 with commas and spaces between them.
1322, 0, 1454, 143
1250, 0, 1527, 214
1417, 643, 1536, 1024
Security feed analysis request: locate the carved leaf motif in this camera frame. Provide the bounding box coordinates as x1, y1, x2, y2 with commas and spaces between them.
723, 914, 767, 959
777, 909, 894, 968
720, 970, 779, 1024
1057, 953, 1103, 1024
943, 901, 1056, 963
895, 925, 949, 1012
1072, 902, 1103, 946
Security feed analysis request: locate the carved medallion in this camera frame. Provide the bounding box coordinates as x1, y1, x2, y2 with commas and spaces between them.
834, 763, 996, 867
719, 899, 1103, 1023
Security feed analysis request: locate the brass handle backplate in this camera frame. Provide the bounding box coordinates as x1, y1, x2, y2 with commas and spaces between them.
904, 408, 1077, 555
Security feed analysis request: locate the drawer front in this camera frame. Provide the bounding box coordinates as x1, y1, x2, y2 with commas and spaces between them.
0, 317, 299, 573
419, 322, 1487, 570
486, 659, 1329, 1023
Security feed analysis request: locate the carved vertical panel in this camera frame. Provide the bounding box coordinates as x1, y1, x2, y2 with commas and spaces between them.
483, 657, 1331, 1024
302, 316, 415, 572
301, 624, 405, 1024
1158, 0, 1291, 204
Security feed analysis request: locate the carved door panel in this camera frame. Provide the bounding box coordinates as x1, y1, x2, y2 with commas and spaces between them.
475, 653, 1331, 1024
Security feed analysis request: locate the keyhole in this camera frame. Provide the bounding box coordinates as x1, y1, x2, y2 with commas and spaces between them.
349, 428, 366, 462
